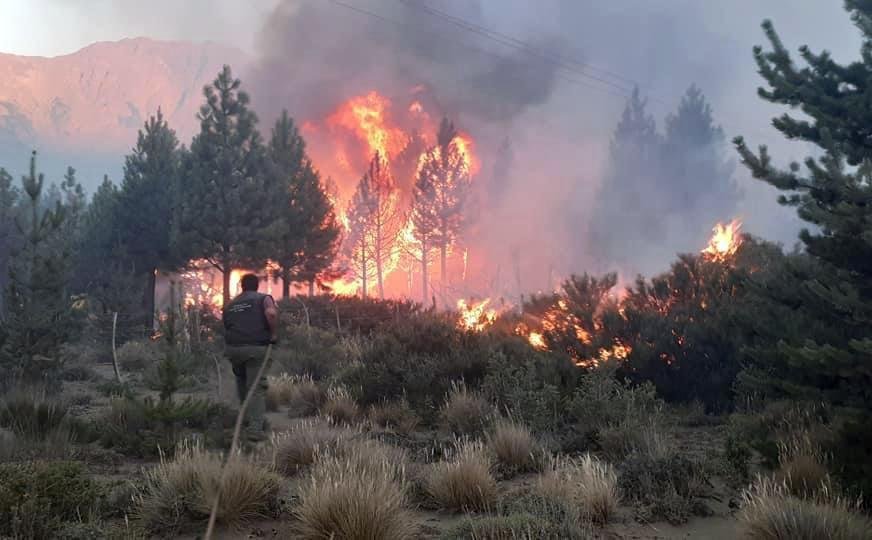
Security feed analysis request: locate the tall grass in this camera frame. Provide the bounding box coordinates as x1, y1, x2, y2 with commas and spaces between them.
741, 477, 870, 540
427, 440, 498, 512
294, 443, 416, 539
538, 454, 619, 525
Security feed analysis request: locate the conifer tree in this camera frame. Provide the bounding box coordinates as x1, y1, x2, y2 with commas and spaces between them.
0, 152, 74, 384
588, 88, 663, 274
733, 7, 872, 411
411, 118, 471, 303
0, 168, 18, 316
177, 66, 275, 305
117, 110, 181, 322
345, 153, 401, 298
663, 85, 739, 221
266, 110, 341, 298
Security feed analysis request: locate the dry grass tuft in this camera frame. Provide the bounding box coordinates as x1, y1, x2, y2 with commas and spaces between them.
320, 386, 360, 425
538, 454, 620, 525
271, 420, 355, 476
740, 477, 871, 540
294, 442, 416, 539
135, 441, 280, 533
285, 374, 327, 417
487, 418, 541, 474
427, 440, 498, 512
775, 431, 831, 499
368, 397, 420, 435
441, 380, 492, 435
265, 373, 297, 411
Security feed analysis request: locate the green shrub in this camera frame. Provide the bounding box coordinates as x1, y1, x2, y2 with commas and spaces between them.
617, 452, 710, 525
97, 396, 231, 457
273, 325, 349, 380
338, 314, 493, 417
116, 339, 162, 372
829, 414, 872, 507
0, 461, 105, 539
480, 349, 575, 433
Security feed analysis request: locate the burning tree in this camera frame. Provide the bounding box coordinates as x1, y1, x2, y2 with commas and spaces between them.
345, 153, 403, 298
176, 65, 277, 305
411, 118, 472, 304
266, 110, 341, 297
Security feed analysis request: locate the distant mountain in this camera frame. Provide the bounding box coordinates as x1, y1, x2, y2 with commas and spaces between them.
0, 38, 248, 192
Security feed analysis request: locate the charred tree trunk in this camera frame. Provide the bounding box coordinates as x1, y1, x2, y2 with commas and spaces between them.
376, 221, 385, 300
281, 267, 291, 300
222, 265, 231, 306
144, 267, 157, 331
308, 280, 315, 297
421, 240, 428, 304
361, 252, 368, 299
440, 242, 447, 306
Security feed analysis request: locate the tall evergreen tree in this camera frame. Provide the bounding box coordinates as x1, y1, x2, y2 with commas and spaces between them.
663, 85, 739, 220
177, 66, 275, 304
733, 9, 872, 410
0, 168, 19, 317
117, 110, 181, 323
266, 110, 341, 298
734, 4, 872, 497
411, 118, 471, 303
588, 88, 663, 275
0, 152, 74, 385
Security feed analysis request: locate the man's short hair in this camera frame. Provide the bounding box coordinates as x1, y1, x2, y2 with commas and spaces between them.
240, 273, 259, 292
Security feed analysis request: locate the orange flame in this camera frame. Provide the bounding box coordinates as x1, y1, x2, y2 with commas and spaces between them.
457, 298, 497, 332
702, 219, 742, 261
327, 91, 407, 162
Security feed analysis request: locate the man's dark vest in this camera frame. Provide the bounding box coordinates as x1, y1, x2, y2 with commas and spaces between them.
223, 291, 273, 346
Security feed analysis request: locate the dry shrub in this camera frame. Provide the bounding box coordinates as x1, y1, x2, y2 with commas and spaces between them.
441, 380, 492, 435
271, 420, 355, 476
775, 431, 831, 499
427, 440, 498, 512
538, 454, 619, 525
740, 477, 870, 540
135, 441, 280, 533
320, 386, 360, 425
487, 418, 541, 474
288, 374, 327, 417
265, 373, 297, 411
294, 442, 416, 539
368, 397, 420, 434
117, 339, 162, 371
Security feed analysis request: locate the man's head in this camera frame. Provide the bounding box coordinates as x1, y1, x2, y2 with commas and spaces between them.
240, 273, 259, 292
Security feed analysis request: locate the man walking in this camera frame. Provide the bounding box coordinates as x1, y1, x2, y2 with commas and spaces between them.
222, 273, 278, 442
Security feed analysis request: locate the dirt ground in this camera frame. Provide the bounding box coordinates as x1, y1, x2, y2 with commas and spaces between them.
54, 360, 747, 540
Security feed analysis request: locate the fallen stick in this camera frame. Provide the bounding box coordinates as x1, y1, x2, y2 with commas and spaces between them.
203, 344, 273, 540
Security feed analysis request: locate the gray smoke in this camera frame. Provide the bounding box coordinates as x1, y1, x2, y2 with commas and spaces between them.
246, 0, 860, 295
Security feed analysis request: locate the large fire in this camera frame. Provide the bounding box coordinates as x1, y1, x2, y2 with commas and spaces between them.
456, 298, 498, 332
702, 219, 742, 262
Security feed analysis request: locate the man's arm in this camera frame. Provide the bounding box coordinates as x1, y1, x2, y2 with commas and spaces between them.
264, 295, 279, 343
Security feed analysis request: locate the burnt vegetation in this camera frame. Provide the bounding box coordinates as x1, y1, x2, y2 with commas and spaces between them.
1, 2, 872, 539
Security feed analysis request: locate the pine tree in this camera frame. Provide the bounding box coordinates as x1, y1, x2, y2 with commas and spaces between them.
345, 153, 401, 298
177, 66, 275, 305
411, 118, 471, 303
266, 111, 341, 298
117, 110, 181, 324
588, 88, 663, 275
1, 152, 74, 385
662, 85, 739, 225
733, 8, 872, 411
0, 168, 19, 317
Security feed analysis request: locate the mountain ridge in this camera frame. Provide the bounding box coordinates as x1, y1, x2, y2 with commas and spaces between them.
0, 37, 250, 191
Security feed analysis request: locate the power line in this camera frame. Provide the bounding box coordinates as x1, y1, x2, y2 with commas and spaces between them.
395, 0, 643, 97
325, 0, 634, 103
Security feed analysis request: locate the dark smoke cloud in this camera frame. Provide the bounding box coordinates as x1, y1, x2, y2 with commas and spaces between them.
246, 0, 861, 296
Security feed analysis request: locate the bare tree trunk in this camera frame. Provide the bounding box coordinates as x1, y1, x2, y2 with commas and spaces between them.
361, 254, 368, 298
440, 242, 447, 306
376, 221, 385, 299
222, 265, 231, 306
281, 268, 290, 300
421, 241, 428, 303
